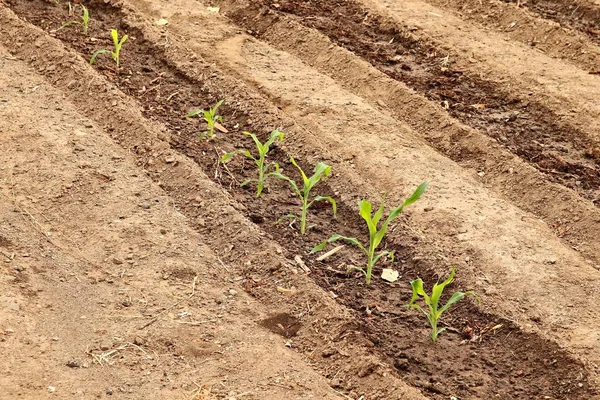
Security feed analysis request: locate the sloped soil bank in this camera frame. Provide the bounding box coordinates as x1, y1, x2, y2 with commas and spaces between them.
223, 0, 600, 207
6, 0, 596, 398
504, 0, 600, 45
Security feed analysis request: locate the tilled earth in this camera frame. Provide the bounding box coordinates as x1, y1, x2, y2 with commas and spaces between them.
1, 0, 600, 399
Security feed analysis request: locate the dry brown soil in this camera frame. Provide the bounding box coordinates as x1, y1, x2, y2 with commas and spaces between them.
1, 0, 600, 399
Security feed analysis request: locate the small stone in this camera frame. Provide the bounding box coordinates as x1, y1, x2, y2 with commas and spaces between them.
160, 228, 167, 234
12, 265, 24, 272
67, 80, 78, 89
112, 258, 124, 265
99, 342, 112, 351
106, 387, 113, 395
228, 289, 238, 296
138, 202, 151, 210
394, 358, 409, 370
48, 386, 56, 393
73, 144, 85, 152
51, 337, 59, 342
321, 348, 336, 357
133, 336, 145, 346
66, 360, 80, 368
165, 156, 175, 163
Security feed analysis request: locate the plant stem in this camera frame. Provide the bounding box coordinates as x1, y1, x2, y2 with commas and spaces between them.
257, 157, 265, 196
366, 245, 375, 285
431, 319, 438, 341
300, 198, 308, 234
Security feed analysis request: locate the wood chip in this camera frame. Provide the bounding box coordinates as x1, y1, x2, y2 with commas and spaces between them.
294, 255, 310, 273
316, 245, 344, 261
214, 121, 228, 133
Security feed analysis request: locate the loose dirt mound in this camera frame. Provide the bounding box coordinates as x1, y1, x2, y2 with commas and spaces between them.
1, 0, 600, 399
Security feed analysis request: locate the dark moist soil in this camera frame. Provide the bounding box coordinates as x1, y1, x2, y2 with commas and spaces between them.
504, 0, 600, 46
223, 0, 600, 207
8, 0, 595, 399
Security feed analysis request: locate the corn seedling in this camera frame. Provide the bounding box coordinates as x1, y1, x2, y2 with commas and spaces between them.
271, 158, 336, 235
90, 29, 128, 67
184, 100, 224, 140
408, 268, 478, 341
312, 181, 429, 284
56, 5, 90, 35
221, 130, 284, 196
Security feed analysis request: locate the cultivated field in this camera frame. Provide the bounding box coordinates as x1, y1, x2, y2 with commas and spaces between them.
1, 0, 600, 398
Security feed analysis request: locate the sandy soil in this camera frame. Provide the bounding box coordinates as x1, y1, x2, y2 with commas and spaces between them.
1, 0, 600, 398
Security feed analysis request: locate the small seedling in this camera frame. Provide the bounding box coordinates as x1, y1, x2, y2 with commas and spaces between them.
221, 130, 284, 197
272, 157, 336, 235
184, 100, 224, 140
90, 29, 128, 67
312, 181, 429, 284
56, 5, 90, 35
407, 267, 478, 341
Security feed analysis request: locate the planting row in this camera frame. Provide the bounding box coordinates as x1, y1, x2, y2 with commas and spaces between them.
8, 0, 593, 397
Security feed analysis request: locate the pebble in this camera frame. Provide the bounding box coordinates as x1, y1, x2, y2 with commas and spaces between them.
67, 80, 78, 89
228, 289, 238, 296
99, 342, 112, 351
112, 258, 124, 265
66, 360, 80, 368
138, 202, 151, 210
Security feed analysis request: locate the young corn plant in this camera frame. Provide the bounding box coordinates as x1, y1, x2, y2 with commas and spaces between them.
407, 268, 478, 342
184, 100, 224, 140
312, 181, 429, 285
57, 5, 90, 35
221, 130, 284, 197
272, 157, 336, 235
90, 29, 128, 67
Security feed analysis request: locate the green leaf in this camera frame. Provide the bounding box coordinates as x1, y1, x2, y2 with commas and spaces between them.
310, 234, 365, 254
271, 171, 301, 197
306, 162, 331, 191
359, 199, 377, 237
311, 241, 328, 253
221, 152, 235, 162
245, 132, 264, 156
290, 157, 309, 187
408, 278, 430, 308
347, 266, 367, 276
111, 29, 119, 47
431, 267, 455, 310
264, 129, 284, 147
184, 109, 203, 118
372, 197, 385, 228
56, 20, 79, 32
276, 214, 298, 224
240, 179, 256, 187
119, 34, 128, 47
402, 180, 430, 209
213, 99, 224, 111
310, 195, 337, 215
372, 250, 392, 266
89, 49, 108, 65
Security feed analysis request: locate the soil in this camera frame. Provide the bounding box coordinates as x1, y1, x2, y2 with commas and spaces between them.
2, 0, 600, 399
